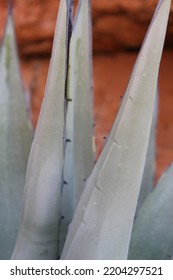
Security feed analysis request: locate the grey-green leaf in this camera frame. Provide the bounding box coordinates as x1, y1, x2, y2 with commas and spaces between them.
11, 0, 72, 260
61, 0, 171, 260
129, 164, 173, 260
59, 0, 95, 254
136, 89, 158, 213
0, 11, 32, 260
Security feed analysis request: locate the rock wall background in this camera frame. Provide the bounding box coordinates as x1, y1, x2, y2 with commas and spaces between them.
1, 0, 173, 55
0, 0, 173, 181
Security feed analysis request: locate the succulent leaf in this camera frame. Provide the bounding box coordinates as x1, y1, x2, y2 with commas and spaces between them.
136, 89, 158, 213
59, 0, 95, 254
11, 0, 72, 260
0, 11, 32, 260
129, 164, 173, 260
61, 0, 171, 260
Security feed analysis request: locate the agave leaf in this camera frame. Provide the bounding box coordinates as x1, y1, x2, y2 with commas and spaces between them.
11, 0, 72, 260
59, 0, 95, 254
61, 0, 171, 260
129, 164, 173, 260
136, 88, 158, 213
0, 10, 32, 260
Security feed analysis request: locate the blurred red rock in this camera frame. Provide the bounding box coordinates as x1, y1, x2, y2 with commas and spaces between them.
1, 0, 173, 55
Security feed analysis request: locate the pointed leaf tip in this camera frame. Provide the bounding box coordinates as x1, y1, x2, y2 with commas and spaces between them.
7, 0, 13, 15
11, 0, 71, 260
59, 0, 94, 255
0, 6, 32, 260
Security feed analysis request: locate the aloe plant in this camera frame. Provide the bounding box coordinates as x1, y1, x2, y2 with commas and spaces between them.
0, 9, 32, 259
0, 0, 170, 260
128, 164, 173, 260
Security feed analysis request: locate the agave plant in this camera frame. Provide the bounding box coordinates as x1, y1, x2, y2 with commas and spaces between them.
0, 0, 171, 260
0, 8, 32, 260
